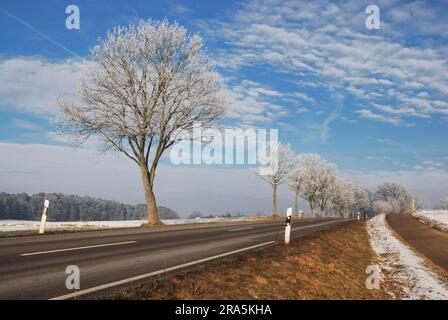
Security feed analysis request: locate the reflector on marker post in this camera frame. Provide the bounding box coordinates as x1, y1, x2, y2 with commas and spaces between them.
39, 199, 50, 234
285, 207, 292, 245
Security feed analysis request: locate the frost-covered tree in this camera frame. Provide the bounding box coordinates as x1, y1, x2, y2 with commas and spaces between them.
373, 182, 413, 214
316, 162, 337, 214
327, 178, 354, 218
286, 163, 305, 215
434, 197, 448, 210
295, 153, 321, 217
295, 153, 336, 217
352, 185, 370, 216
58, 20, 225, 226
372, 200, 392, 215
325, 179, 370, 218
347, 183, 370, 218
255, 143, 295, 217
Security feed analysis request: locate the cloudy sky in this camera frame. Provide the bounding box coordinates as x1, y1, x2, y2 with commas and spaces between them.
0, 0, 447, 215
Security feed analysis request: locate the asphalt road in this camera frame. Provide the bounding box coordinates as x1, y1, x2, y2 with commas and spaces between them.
386, 213, 448, 271
0, 218, 349, 300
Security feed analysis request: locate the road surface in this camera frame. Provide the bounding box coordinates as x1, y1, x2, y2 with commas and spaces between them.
386, 213, 448, 271
0, 218, 348, 300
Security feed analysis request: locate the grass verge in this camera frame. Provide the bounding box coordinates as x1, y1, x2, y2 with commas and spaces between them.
109, 221, 389, 300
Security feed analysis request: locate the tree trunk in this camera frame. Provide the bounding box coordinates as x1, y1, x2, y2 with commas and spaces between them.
294, 191, 299, 216
310, 204, 317, 218
320, 206, 325, 217
140, 165, 160, 226
272, 185, 278, 218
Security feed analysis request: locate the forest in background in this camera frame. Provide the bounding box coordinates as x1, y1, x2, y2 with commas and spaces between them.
0, 192, 179, 221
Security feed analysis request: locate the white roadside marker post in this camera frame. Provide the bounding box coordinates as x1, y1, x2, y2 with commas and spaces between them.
39, 199, 50, 234
285, 207, 292, 245
357, 211, 360, 221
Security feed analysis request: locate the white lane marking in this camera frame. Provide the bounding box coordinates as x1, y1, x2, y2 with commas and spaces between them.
292, 219, 344, 232
20, 241, 137, 256
49, 240, 276, 300
228, 227, 253, 232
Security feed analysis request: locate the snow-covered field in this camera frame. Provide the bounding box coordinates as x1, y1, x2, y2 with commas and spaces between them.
367, 213, 448, 299
0, 216, 265, 233
412, 210, 448, 233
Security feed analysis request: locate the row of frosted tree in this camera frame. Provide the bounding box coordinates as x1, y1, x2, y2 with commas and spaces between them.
255, 143, 417, 218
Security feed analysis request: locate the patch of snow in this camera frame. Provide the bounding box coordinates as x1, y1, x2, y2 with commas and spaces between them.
0, 220, 144, 232
0, 216, 265, 233
412, 210, 448, 232
367, 213, 448, 300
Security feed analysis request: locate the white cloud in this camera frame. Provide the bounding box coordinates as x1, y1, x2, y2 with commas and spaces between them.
207, 0, 448, 126
170, 4, 193, 15
289, 92, 315, 104
372, 104, 430, 119
376, 138, 401, 146
224, 79, 291, 124
355, 109, 402, 126
297, 107, 309, 114
12, 119, 40, 131
0, 57, 90, 116
365, 156, 393, 161
339, 116, 358, 124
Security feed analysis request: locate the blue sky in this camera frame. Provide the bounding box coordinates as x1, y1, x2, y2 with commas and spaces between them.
0, 0, 447, 214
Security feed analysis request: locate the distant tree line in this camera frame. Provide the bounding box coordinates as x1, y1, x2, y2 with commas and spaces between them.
0, 192, 179, 221
434, 197, 448, 210
186, 211, 245, 219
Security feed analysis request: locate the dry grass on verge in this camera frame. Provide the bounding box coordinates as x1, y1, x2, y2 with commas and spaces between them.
111, 221, 390, 300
